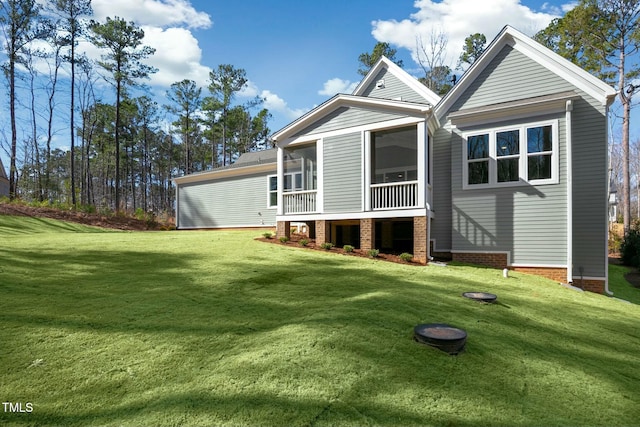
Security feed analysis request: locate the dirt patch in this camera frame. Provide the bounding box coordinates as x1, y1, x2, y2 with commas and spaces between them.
256, 233, 423, 266
0, 202, 172, 231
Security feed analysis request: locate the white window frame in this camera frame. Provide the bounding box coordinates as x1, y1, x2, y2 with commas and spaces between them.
462, 119, 559, 190
267, 174, 278, 208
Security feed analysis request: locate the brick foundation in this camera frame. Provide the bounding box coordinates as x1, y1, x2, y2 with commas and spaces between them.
413, 216, 428, 264
360, 218, 375, 251
276, 221, 291, 240
452, 252, 508, 269
512, 267, 567, 283
570, 278, 606, 294
315, 220, 329, 246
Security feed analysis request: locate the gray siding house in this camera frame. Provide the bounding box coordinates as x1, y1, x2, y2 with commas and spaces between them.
0, 157, 9, 197
174, 150, 278, 229
176, 26, 616, 294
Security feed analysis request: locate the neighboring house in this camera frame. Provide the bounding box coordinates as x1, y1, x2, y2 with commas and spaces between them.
608, 179, 618, 223
0, 157, 9, 197
174, 149, 278, 229
176, 26, 617, 294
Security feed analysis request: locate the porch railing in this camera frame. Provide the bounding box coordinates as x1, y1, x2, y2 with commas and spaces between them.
371, 181, 419, 210
283, 190, 317, 214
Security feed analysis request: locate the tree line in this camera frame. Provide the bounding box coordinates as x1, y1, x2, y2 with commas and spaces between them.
0, 0, 270, 215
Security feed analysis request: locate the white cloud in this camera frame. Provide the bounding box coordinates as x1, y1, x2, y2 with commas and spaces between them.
261, 90, 308, 121
141, 26, 211, 87
91, 0, 212, 29
76, 1, 213, 89
371, 0, 560, 70
318, 78, 359, 96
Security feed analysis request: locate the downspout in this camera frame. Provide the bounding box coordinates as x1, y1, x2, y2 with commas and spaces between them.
605, 102, 614, 296
175, 182, 180, 230
566, 100, 573, 284
427, 203, 433, 261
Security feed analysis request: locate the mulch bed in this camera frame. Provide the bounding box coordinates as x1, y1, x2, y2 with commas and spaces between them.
610, 255, 640, 289
0, 202, 169, 231
256, 233, 423, 266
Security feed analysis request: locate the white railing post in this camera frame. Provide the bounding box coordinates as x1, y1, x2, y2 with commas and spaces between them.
370, 181, 418, 210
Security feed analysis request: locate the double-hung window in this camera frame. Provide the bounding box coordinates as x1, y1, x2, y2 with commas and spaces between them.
463, 120, 558, 189
267, 175, 277, 208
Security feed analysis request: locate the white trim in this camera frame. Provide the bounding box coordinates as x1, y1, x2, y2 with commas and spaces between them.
417, 122, 426, 208
277, 208, 429, 222
317, 138, 325, 213
277, 147, 284, 215
352, 56, 441, 106
173, 162, 276, 185
461, 119, 559, 190
566, 100, 573, 284
605, 104, 613, 295
576, 276, 607, 281
280, 116, 425, 148
271, 94, 432, 143
266, 174, 278, 209
435, 25, 616, 123
177, 223, 277, 230
448, 92, 578, 128
511, 263, 568, 269
363, 130, 371, 211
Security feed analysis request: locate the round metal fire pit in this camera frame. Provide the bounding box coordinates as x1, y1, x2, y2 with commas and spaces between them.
462, 292, 497, 303
413, 323, 467, 355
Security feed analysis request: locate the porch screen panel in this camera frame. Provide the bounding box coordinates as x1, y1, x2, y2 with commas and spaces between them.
371, 126, 418, 184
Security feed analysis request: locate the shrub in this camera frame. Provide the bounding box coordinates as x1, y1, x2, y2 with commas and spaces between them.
621, 229, 640, 267
134, 207, 146, 221
279, 236, 290, 243
368, 249, 380, 258
399, 252, 413, 262
299, 238, 309, 247
343, 245, 354, 253
262, 232, 273, 239
320, 242, 334, 250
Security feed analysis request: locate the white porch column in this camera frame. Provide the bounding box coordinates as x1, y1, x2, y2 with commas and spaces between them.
417, 121, 427, 208
277, 146, 284, 216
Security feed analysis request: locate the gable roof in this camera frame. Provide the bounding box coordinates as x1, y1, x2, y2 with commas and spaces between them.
173, 149, 277, 185
352, 56, 441, 106
270, 93, 432, 144
434, 25, 617, 123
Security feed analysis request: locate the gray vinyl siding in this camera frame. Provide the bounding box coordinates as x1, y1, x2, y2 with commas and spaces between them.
452, 45, 572, 111
294, 106, 407, 137
177, 171, 276, 229
361, 68, 428, 103
450, 113, 568, 266
431, 127, 452, 251
445, 45, 580, 267
323, 133, 362, 213
571, 94, 608, 278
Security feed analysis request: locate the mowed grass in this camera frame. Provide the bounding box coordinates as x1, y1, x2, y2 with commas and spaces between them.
1, 216, 639, 427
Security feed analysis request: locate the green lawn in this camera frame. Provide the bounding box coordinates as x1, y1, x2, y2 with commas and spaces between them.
1, 215, 639, 427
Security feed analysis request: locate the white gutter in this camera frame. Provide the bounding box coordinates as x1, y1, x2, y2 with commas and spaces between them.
605, 103, 614, 296
566, 100, 573, 284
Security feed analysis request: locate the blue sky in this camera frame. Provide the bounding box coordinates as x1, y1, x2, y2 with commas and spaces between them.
3, 0, 622, 172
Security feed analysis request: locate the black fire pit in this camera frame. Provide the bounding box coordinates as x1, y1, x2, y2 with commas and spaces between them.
462, 291, 497, 303
413, 323, 467, 355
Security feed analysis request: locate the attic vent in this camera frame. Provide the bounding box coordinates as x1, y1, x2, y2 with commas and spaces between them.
376, 79, 385, 89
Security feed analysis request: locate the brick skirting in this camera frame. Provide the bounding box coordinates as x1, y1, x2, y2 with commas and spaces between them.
452, 252, 606, 294
570, 278, 606, 294
452, 252, 508, 269
512, 267, 567, 283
